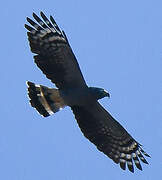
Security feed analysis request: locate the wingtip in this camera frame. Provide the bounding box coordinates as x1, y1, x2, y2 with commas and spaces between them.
26, 17, 31, 21
26, 17, 33, 25
26, 17, 29, 22
26, 16, 29, 21
140, 148, 151, 158
24, 24, 32, 31
136, 164, 143, 171
40, 11, 45, 17
144, 153, 151, 158
129, 168, 134, 173
32, 12, 37, 18
120, 161, 126, 171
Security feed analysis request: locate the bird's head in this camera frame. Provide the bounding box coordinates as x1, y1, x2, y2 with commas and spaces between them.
89, 87, 110, 100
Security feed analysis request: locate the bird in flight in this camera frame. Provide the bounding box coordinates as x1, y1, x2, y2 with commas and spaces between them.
25, 12, 150, 173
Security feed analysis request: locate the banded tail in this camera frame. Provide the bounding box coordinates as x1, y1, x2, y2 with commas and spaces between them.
27, 81, 66, 117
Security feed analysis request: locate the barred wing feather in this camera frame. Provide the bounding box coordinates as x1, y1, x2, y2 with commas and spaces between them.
25, 12, 87, 89
71, 102, 150, 173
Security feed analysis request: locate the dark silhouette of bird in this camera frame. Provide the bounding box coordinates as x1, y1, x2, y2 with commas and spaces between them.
25, 12, 150, 173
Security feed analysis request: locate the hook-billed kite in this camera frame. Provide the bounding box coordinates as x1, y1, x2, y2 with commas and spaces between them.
25, 12, 150, 172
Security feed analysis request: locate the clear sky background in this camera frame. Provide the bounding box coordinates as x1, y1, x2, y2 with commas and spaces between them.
1, 0, 161, 179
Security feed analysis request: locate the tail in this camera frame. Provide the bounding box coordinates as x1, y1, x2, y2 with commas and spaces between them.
26, 81, 66, 117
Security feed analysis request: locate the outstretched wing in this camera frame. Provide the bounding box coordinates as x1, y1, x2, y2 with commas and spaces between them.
25, 12, 87, 89
71, 102, 150, 173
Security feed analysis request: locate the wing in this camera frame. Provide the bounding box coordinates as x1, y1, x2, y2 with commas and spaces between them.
25, 12, 87, 89
71, 102, 150, 172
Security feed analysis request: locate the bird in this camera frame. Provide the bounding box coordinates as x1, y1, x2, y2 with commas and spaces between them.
25, 12, 150, 173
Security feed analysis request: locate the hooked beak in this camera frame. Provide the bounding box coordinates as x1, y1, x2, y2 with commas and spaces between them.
104, 90, 110, 98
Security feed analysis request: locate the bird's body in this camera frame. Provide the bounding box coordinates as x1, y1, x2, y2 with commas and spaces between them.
60, 87, 109, 106
25, 12, 150, 173
60, 87, 92, 106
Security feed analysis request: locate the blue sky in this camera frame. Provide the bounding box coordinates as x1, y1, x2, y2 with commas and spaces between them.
1, 0, 161, 179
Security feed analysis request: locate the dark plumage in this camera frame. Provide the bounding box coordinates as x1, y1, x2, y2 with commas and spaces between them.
25, 12, 150, 173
